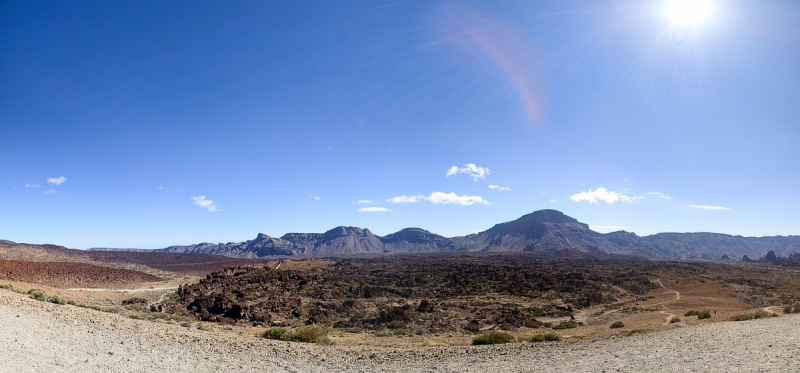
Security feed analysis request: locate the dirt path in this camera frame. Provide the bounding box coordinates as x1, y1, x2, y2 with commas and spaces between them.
652, 278, 682, 324
3, 288, 800, 372
64, 286, 178, 292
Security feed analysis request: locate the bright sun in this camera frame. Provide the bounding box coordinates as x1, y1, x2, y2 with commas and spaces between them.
663, 0, 714, 28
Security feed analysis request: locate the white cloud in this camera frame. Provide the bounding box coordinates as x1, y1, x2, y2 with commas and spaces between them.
646, 191, 673, 200
387, 195, 426, 204
446, 163, 490, 181
570, 187, 642, 204
387, 192, 489, 206
488, 184, 512, 192
591, 225, 626, 233
358, 206, 391, 213
43, 189, 57, 195
156, 185, 168, 191
47, 176, 67, 186
311, 195, 321, 201
689, 204, 731, 211
428, 192, 489, 205
192, 195, 218, 212
356, 199, 374, 205
24, 183, 41, 189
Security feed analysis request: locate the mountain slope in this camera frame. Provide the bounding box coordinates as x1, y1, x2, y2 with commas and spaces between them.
637, 232, 800, 259
152, 209, 800, 259
383, 228, 457, 253
452, 209, 631, 255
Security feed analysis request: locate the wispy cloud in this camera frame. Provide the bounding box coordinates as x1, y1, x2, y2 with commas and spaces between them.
387, 195, 426, 204
43, 189, 58, 195
446, 163, 490, 181
428, 192, 489, 205
358, 206, 391, 213
356, 199, 374, 205
311, 195, 321, 201
47, 176, 67, 186
156, 185, 168, 191
488, 184, 512, 192
689, 204, 731, 211
646, 191, 673, 200
570, 187, 642, 205
192, 195, 218, 212
24, 183, 41, 189
387, 192, 489, 206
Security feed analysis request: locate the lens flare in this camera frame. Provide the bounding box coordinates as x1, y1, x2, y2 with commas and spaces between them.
436, 5, 541, 126
663, 0, 714, 28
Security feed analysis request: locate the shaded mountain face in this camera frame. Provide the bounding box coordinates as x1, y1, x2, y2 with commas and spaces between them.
154, 209, 800, 260
162, 227, 385, 258
161, 233, 298, 258
451, 209, 623, 255
291, 227, 385, 256
633, 232, 800, 259
382, 228, 457, 253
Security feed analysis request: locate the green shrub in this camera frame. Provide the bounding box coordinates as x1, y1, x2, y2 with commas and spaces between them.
263, 327, 289, 340
263, 326, 330, 344
0, 283, 13, 290
685, 310, 711, 319
27, 289, 48, 302
730, 310, 776, 321
610, 321, 625, 329
529, 333, 560, 343
472, 332, 515, 345
48, 296, 66, 305
552, 320, 580, 330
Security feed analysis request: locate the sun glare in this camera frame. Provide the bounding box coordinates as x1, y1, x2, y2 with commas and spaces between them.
663, 0, 714, 28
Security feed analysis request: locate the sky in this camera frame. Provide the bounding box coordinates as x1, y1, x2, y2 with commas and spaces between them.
1, 0, 798, 249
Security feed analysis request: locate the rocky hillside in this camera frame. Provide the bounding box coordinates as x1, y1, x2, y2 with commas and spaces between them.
117, 209, 800, 260
451, 210, 647, 256
162, 227, 385, 258
382, 228, 457, 253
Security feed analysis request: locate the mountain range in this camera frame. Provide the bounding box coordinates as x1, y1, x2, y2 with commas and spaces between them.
158, 209, 800, 260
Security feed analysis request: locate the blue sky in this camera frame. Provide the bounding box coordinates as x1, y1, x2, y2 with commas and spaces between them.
2, 0, 798, 249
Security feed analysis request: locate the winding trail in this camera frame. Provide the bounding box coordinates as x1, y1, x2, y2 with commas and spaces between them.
652, 278, 681, 324
64, 286, 178, 293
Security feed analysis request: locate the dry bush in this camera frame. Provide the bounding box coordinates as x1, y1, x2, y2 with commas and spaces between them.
730, 310, 776, 321
783, 303, 800, 314
552, 320, 580, 330
529, 333, 560, 343
609, 321, 625, 329
472, 332, 515, 345
685, 310, 711, 319
263, 326, 330, 344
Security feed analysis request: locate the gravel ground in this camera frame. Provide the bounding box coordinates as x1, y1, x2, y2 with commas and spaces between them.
2, 288, 799, 372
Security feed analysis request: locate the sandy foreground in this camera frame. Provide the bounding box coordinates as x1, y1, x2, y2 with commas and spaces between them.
2, 289, 799, 373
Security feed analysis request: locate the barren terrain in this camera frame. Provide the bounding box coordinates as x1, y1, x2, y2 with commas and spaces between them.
0, 260, 161, 288
3, 244, 800, 371
3, 287, 800, 372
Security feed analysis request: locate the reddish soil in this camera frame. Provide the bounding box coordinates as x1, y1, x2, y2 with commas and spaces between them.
84, 252, 267, 275
0, 260, 161, 288
0, 241, 266, 276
